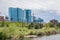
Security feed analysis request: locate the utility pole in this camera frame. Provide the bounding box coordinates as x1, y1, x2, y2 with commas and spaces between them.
33, 12, 35, 28
33, 13, 35, 22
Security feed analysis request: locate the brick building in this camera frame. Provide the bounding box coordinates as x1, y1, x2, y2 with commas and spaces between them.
0, 16, 4, 21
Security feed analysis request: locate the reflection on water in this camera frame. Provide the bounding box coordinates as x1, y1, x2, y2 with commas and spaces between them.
23, 38, 32, 40
2, 34, 60, 40
2, 37, 32, 40
24, 34, 60, 40
32, 34, 60, 40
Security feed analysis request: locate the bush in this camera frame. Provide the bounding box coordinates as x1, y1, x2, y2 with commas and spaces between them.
0, 26, 20, 39
29, 30, 36, 35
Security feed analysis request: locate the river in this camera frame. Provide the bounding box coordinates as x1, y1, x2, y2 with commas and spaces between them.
23, 34, 60, 40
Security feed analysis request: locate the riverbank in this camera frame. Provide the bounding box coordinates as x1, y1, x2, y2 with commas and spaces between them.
0, 26, 60, 40
0, 22, 60, 40
24, 29, 60, 38
31, 34, 60, 40
24, 28, 60, 38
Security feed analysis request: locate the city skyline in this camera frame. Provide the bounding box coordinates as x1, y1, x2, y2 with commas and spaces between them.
0, 0, 60, 22
9, 7, 32, 22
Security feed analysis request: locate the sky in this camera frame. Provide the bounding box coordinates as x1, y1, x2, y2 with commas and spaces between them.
0, 0, 60, 22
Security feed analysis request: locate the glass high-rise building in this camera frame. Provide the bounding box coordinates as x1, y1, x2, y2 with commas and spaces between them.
9, 8, 32, 22
17, 8, 23, 22
9, 8, 17, 22
9, 7, 23, 22
24, 9, 32, 22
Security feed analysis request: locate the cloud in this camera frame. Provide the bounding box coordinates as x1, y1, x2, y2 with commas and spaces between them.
33, 9, 60, 22
0, 0, 60, 15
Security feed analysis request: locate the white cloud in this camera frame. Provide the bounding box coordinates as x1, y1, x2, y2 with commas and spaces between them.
0, 0, 60, 16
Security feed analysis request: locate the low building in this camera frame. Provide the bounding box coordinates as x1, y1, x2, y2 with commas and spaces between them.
0, 16, 4, 21
33, 16, 44, 23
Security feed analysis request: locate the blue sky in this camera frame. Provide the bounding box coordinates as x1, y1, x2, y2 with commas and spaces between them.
0, 0, 60, 22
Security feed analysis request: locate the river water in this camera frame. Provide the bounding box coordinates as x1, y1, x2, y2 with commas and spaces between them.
24, 34, 60, 40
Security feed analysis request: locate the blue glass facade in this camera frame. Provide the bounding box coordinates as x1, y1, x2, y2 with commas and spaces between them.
24, 9, 32, 22
17, 8, 23, 22
9, 7, 23, 22
9, 8, 32, 22
34, 17, 44, 23
9, 8, 17, 22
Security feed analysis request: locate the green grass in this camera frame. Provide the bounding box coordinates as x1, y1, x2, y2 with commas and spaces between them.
0, 22, 60, 39
0, 27, 59, 39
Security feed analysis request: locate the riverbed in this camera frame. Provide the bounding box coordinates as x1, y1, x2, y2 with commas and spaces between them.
24, 34, 60, 40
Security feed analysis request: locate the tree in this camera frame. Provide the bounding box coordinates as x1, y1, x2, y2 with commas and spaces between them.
28, 22, 36, 29
48, 22, 54, 27
50, 19, 58, 26
35, 23, 44, 29
57, 23, 60, 28
43, 22, 55, 28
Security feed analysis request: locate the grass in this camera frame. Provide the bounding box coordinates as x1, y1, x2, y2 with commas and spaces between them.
0, 22, 60, 40
0, 27, 59, 39
28, 27, 57, 36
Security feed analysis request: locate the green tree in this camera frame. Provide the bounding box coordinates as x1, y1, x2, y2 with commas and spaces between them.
28, 22, 35, 29
57, 23, 60, 28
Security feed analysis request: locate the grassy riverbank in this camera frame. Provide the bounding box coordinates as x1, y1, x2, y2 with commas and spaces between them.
0, 22, 60, 40
0, 27, 60, 40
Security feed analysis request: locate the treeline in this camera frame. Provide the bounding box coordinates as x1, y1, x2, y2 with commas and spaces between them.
0, 19, 60, 29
